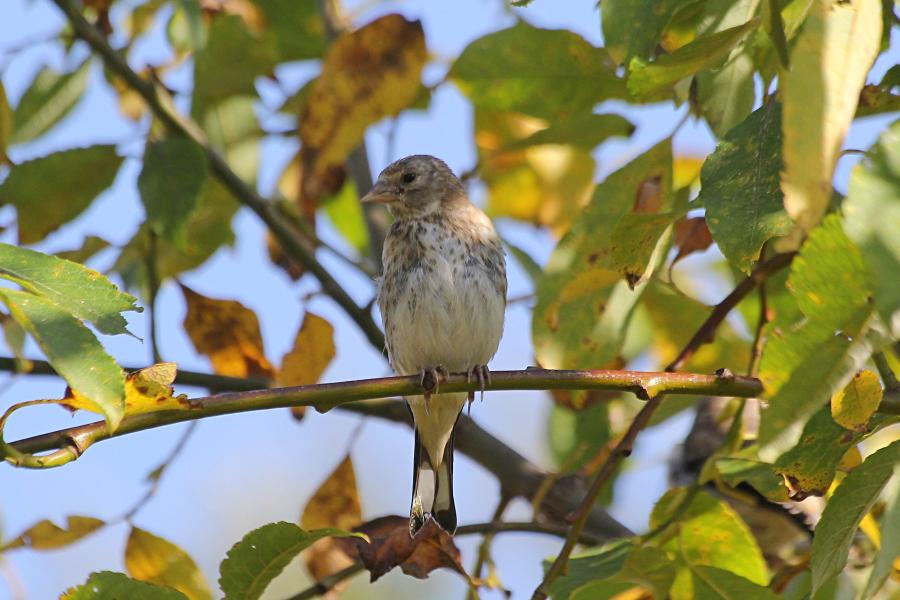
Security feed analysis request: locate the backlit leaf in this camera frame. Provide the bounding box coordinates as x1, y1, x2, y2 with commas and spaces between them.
759, 216, 875, 458
700, 101, 793, 273
548, 402, 611, 473
688, 565, 780, 599
125, 527, 211, 600
299, 14, 425, 202
0, 289, 125, 429
862, 465, 900, 598
831, 370, 882, 432
300, 456, 362, 584
627, 19, 760, 100
844, 119, 900, 334
12, 59, 90, 145
138, 137, 208, 246
323, 180, 369, 256
811, 440, 900, 594
1, 515, 104, 551
503, 113, 633, 151
451, 22, 624, 120
0, 242, 141, 336
781, 0, 882, 235
0, 145, 123, 244
62, 571, 187, 600
219, 522, 360, 600
671, 216, 714, 266
123, 363, 191, 416
280, 311, 335, 418
533, 140, 672, 370
181, 285, 274, 379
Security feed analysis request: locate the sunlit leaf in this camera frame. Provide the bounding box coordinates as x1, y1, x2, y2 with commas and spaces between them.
533, 140, 672, 370
695, 0, 760, 137
611, 545, 676, 599
280, 311, 335, 418
548, 539, 634, 600
0, 145, 123, 244
11, 59, 90, 145
548, 402, 611, 473
301, 456, 362, 585
323, 180, 370, 256
627, 19, 760, 100
198, 95, 261, 182
0, 290, 125, 429
125, 527, 211, 600
758, 216, 875, 458
716, 455, 789, 502
503, 113, 634, 151
844, 119, 900, 334
811, 440, 900, 594
862, 465, 900, 598
781, 0, 882, 236
299, 14, 425, 203
0, 242, 141, 336
687, 565, 780, 599
62, 571, 187, 600
601, 0, 689, 65
451, 22, 624, 119
138, 137, 209, 246
181, 285, 275, 379
122, 363, 192, 416
1, 516, 104, 551
700, 101, 792, 273
219, 522, 360, 600
831, 370, 882, 432
0, 311, 30, 372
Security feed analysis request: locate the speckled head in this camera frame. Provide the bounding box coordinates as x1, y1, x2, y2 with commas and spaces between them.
361, 155, 467, 219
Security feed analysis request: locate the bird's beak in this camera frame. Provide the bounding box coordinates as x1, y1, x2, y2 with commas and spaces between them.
361, 183, 397, 204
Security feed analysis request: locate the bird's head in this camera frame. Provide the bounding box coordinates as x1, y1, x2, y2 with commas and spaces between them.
361, 155, 466, 219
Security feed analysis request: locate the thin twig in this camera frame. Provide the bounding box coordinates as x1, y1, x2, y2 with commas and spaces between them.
873, 352, 900, 415
145, 231, 162, 364
283, 562, 365, 600
468, 494, 512, 599
49, 0, 385, 350
748, 279, 769, 376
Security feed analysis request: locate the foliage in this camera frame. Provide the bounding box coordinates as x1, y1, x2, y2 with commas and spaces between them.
0, 0, 898, 598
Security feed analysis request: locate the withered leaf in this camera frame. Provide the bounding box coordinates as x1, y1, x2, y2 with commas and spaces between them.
671, 216, 714, 267
337, 516, 468, 582
62, 362, 192, 417
281, 311, 336, 419
180, 285, 275, 379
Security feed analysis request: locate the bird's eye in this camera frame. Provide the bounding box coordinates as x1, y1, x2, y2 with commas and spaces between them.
401, 172, 417, 184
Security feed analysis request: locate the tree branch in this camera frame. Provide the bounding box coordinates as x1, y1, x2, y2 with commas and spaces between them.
49, 0, 385, 350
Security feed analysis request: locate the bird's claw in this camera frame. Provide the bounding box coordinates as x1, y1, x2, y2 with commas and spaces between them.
419, 365, 449, 413
466, 365, 491, 405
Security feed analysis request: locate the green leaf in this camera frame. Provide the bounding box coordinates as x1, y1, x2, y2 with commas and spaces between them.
627, 19, 760, 100
54, 235, 110, 264
609, 211, 680, 289
781, 0, 882, 235
450, 22, 625, 120
533, 139, 672, 370
126, 527, 212, 600
758, 215, 875, 458
716, 455, 789, 502
651, 488, 768, 585
548, 539, 633, 600
857, 67, 900, 118
197, 95, 261, 182
0, 242, 141, 336
700, 101, 793, 273
548, 403, 611, 473
192, 14, 278, 117
688, 566, 781, 599
0, 82, 11, 165
0, 290, 125, 429
323, 180, 369, 256
252, 0, 324, 61
611, 545, 676, 599
862, 465, 900, 598
219, 522, 360, 600
695, 0, 761, 137
1, 515, 104, 551
504, 113, 634, 151
12, 59, 90, 145
138, 137, 208, 246
62, 571, 188, 600
844, 119, 900, 334
811, 440, 900, 594
601, 0, 689, 65
0, 145, 123, 244
504, 240, 543, 285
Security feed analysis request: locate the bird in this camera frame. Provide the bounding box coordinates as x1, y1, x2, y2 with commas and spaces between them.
362, 155, 507, 537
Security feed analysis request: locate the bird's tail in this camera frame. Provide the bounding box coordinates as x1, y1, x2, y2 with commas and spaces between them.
410, 421, 458, 536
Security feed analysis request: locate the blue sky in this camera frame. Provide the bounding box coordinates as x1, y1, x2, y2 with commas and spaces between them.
0, 1, 897, 598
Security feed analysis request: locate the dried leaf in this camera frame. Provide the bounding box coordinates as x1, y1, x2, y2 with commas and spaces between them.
281, 312, 335, 419
181, 285, 274, 379
672, 216, 714, 266
339, 516, 468, 582
62, 362, 191, 417
301, 456, 362, 590
299, 14, 425, 207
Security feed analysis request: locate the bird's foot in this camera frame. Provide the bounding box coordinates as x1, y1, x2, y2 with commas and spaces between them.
419, 365, 449, 411
466, 365, 491, 411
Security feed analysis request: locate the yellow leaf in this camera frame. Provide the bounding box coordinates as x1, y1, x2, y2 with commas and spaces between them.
673, 155, 704, 190
831, 370, 882, 432
2, 516, 104, 551
300, 456, 362, 589
781, 0, 882, 236
280, 312, 335, 418
125, 527, 212, 600
180, 284, 274, 379
299, 14, 425, 196
63, 362, 191, 417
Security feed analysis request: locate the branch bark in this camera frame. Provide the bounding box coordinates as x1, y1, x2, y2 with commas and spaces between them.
49, 0, 385, 350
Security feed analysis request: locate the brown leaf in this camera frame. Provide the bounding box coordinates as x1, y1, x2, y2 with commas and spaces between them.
337, 516, 468, 582
266, 230, 306, 280
299, 14, 425, 209
281, 311, 336, 419
301, 456, 362, 590
671, 216, 714, 266
632, 175, 663, 213
180, 285, 275, 379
